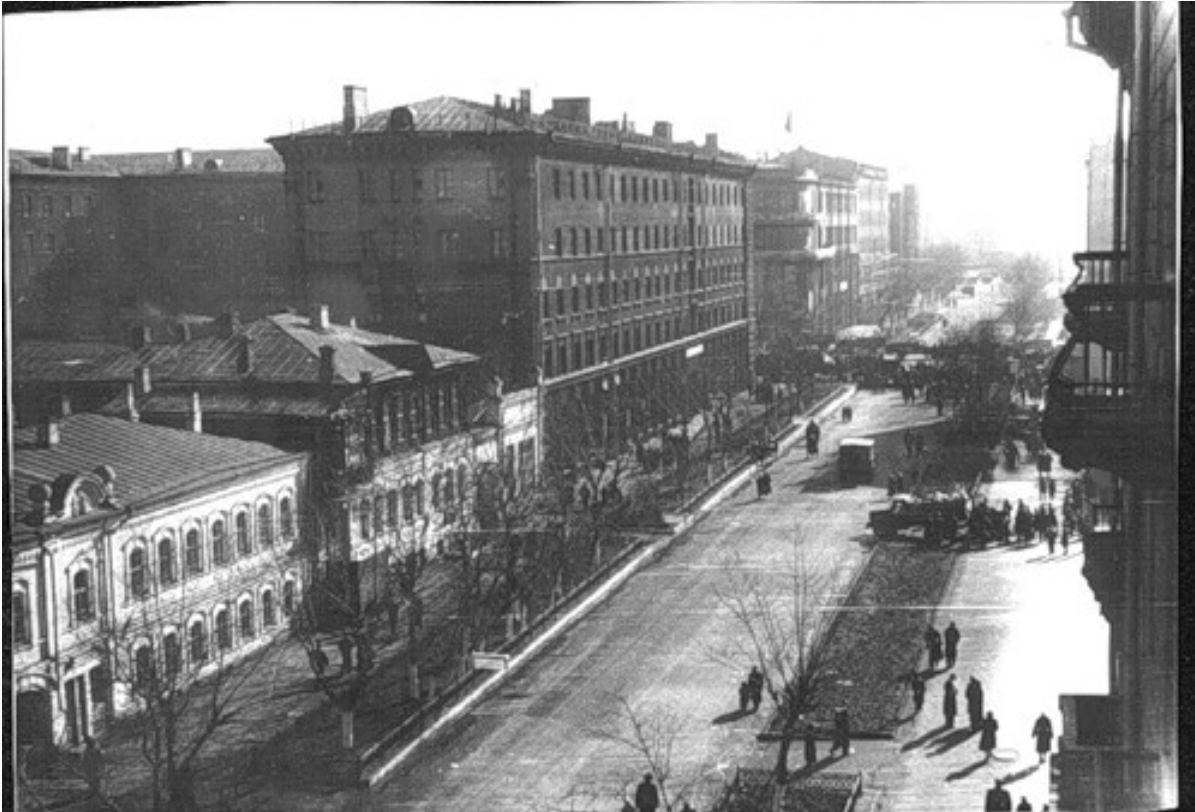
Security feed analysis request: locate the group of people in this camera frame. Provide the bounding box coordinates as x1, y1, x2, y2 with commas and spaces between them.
738, 666, 764, 712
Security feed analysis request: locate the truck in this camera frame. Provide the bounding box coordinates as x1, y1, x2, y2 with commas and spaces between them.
867, 493, 969, 543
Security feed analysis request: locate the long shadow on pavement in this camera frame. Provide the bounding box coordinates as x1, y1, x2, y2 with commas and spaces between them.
927, 727, 977, 757
901, 723, 950, 752
712, 708, 755, 725
994, 762, 1041, 786
946, 757, 992, 782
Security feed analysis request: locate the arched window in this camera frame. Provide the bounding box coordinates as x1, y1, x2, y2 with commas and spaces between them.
282, 580, 296, 616
262, 590, 276, 628
189, 617, 207, 664
235, 511, 251, 557
239, 599, 255, 640
134, 644, 155, 688
163, 632, 182, 679
257, 503, 273, 548
186, 527, 205, 575
215, 608, 232, 651
12, 586, 31, 646
358, 498, 372, 540
129, 546, 149, 599
158, 536, 177, 587
279, 496, 295, 538
386, 490, 399, 527
402, 484, 415, 523
212, 520, 229, 566
72, 568, 94, 622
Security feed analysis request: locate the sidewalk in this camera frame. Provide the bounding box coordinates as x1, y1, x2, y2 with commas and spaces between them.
831, 452, 1110, 811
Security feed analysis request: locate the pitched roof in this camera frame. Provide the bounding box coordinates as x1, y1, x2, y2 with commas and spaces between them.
12, 341, 135, 383
773, 147, 864, 182
274, 96, 752, 166
11, 413, 302, 522
9, 150, 121, 178
97, 148, 284, 175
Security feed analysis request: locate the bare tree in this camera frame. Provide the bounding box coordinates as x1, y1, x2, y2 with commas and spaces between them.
709, 543, 839, 784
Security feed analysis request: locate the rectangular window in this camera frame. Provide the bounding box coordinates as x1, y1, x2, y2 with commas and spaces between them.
586, 283, 594, 311
631, 176, 639, 203
62, 196, 73, 218
390, 169, 403, 202
621, 227, 629, 253
22, 195, 33, 217
42, 196, 53, 217
556, 287, 566, 314
596, 172, 603, 200
568, 170, 576, 199
359, 169, 376, 203
487, 166, 507, 198
571, 285, 581, 314
439, 230, 460, 259
552, 168, 562, 199
491, 228, 508, 258
570, 228, 578, 256
597, 228, 605, 253
584, 228, 592, 255
305, 171, 325, 203
554, 228, 563, 258
43, 233, 56, 254
633, 227, 640, 252
541, 290, 552, 318
435, 168, 452, 200
620, 175, 627, 202
581, 172, 590, 199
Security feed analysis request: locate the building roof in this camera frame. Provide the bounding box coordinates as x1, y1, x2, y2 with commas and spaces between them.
98, 148, 284, 175
772, 147, 867, 183
12, 341, 135, 383
272, 95, 753, 166
9, 150, 121, 178
11, 413, 302, 523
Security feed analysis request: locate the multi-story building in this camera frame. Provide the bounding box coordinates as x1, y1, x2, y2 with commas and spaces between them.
14, 308, 523, 619
855, 164, 896, 325
267, 89, 754, 456
12, 413, 306, 768
1044, 3, 1177, 809
8, 147, 295, 342
888, 183, 921, 260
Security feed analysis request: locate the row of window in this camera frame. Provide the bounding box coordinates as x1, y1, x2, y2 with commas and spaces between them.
301, 167, 509, 206
540, 260, 744, 319
308, 227, 512, 264
131, 582, 296, 685
18, 231, 75, 256
542, 300, 745, 379
18, 193, 96, 219
356, 464, 471, 541
345, 385, 465, 470
550, 167, 742, 208
549, 221, 742, 258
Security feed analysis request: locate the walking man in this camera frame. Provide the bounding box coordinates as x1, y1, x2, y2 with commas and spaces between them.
806, 420, 821, 458
979, 711, 1000, 760
635, 774, 660, 812
943, 674, 958, 728
1032, 713, 1055, 764
927, 627, 944, 671
944, 621, 961, 667
910, 671, 926, 713
309, 642, 330, 680
747, 667, 764, 712
966, 677, 986, 732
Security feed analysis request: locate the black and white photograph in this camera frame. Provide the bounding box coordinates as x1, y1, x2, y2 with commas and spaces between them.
5, 3, 1179, 811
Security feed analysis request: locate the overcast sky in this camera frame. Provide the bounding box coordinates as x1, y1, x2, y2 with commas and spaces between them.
4, 2, 1116, 262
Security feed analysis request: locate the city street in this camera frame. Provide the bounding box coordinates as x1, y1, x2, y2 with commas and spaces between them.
336, 390, 943, 812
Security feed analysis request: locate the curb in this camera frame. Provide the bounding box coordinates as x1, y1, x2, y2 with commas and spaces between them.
361, 385, 858, 788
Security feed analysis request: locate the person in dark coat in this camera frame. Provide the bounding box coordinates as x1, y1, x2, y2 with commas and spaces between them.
943, 674, 958, 728
747, 667, 764, 712
928, 631, 944, 671
944, 622, 961, 667
910, 671, 926, 713
806, 421, 821, 457
1032, 713, 1055, 763
829, 707, 851, 757
1016, 796, 1033, 811
966, 677, 985, 732
979, 711, 999, 759
635, 774, 660, 812
309, 643, 330, 679
984, 780, 1012, 811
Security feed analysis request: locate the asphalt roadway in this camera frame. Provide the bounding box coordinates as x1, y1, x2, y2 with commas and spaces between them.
348, 390, 943, 812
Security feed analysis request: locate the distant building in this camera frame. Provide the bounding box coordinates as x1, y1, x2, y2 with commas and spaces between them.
1085, 139, 1116, 251
1047, 4, 1177, 809
7, 147, 295, 342
888, 183, 921, 259
267, 89, 754, 459
12, 413, 306, 765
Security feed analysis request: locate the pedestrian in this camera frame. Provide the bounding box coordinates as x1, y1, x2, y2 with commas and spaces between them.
829, 707, 851, 757
806, 421, 821, 458
984, 779, 1012, 811
747, 667, 764, 712
338, 634, 354, 674
1047, 476, 1057, 501
1016, 797, 1033, 811
1061, 526, 1070, 555
804, 727, 818, 766
1032, 713, 1054, 764
308, 642, 330, 680
979, 711, 999, 759
966, 677, 985, 732
944, 621, 961, 667
81, 736, 103, 795
910, 671, 926, 713
943, 674, 958, 728
635, 773, 660, 812
924, 625, 943, 670
1045, 516, 1058, 555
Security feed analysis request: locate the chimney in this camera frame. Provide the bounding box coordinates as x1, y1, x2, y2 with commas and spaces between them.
311, 304, 330, 331
188, 390, 203, 433
360, 370, 373, 390
37, 416, 61, 448
550, 98, 591, 125
705, 133, 719, 151
130, 324, 152, 350
173, 322, 192, 344
59, 393, 72, 418
494, 93, 504, 111
134, 366, 152, 397
26, 483, 52, 526
218, 310, 241, 337
652, 121, 673, 142
51, 146, 72, 170
349, 316, 358, 329
76, 147, 90, 163
319, 345, 336, 385
174, 148, 193, 170
343, 85, 367, 133
125, 382, 140, 422
519, 88, 531, 114
237, 335, 254, 375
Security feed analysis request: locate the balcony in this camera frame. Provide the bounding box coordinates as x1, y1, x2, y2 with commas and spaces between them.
1062, 252, 1172, 351
1080, 503, 1125, 620
1042, 339, 1174, 484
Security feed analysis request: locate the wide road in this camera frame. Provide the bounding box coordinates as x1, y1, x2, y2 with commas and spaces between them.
362, 390, 941, 812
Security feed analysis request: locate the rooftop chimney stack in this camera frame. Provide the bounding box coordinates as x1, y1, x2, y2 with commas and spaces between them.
343, 85, 368, 133
312, 304, 331, 331
705, 133, 719, 151
494, 93, 504, 111
134, 366, 152, 398
37, 416, 61, 448
26, 484, 52, 526
175, 148, 192, 170
237, 335, 254, 375
131, 325, 152, 350
219, 310, 241, 338
76, 147, 90, 163
173, 322, 192, 344
652, 122, 673, 142
319, 345, 336, 385
125, 382, 140, 423
51, 146, 72, 170
59, 393, 72, 418
519, 88, 531, 114
188, 390, 203, 433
